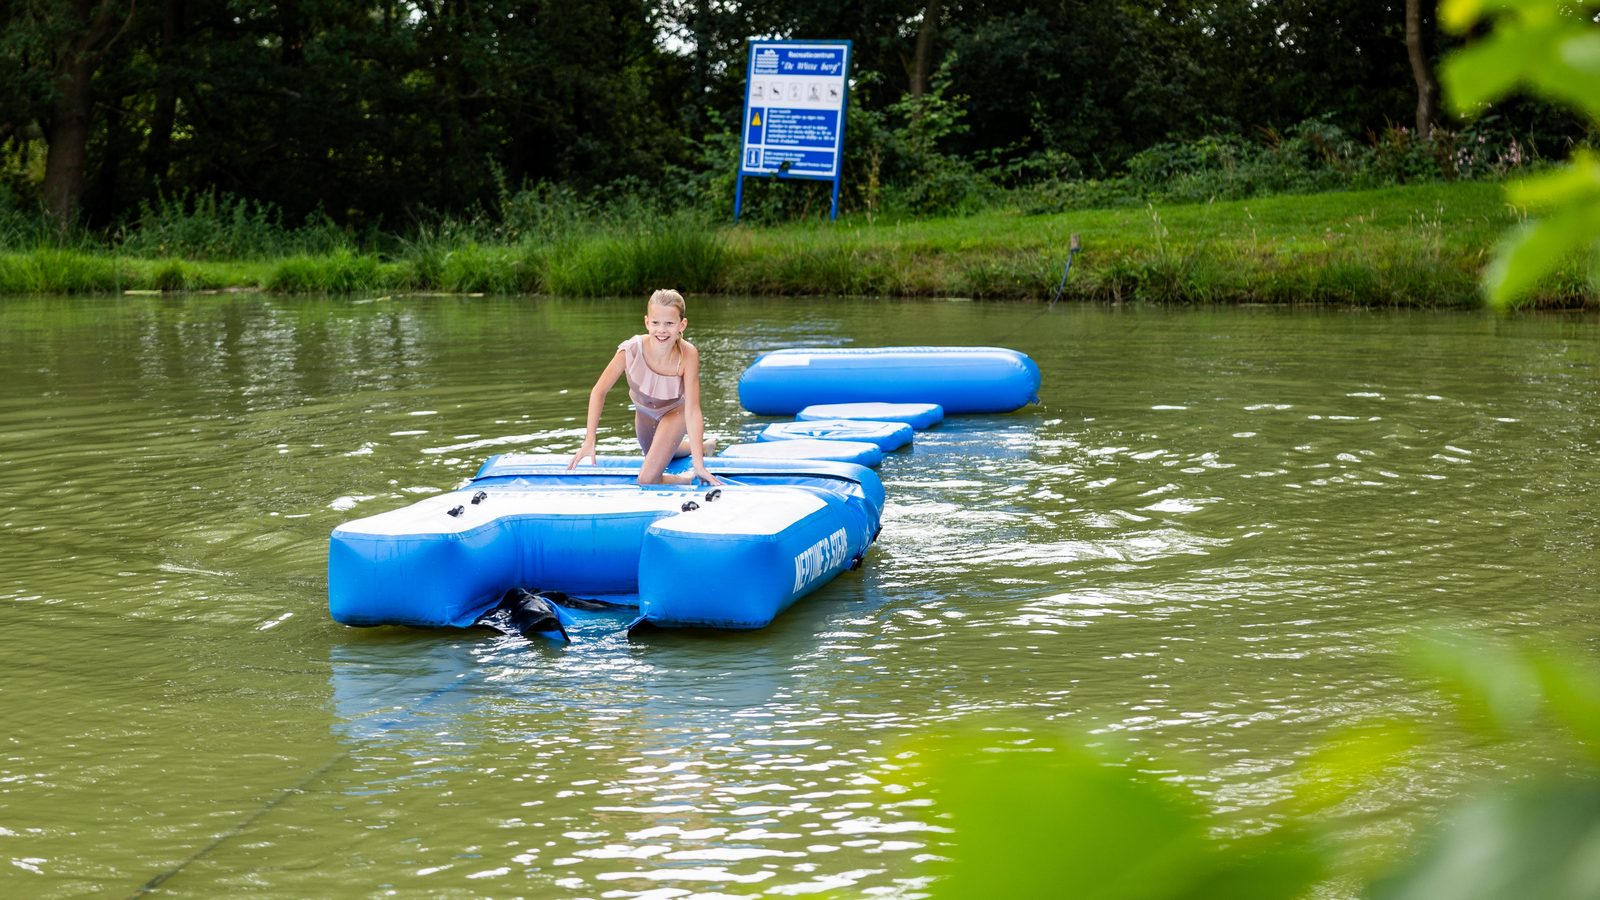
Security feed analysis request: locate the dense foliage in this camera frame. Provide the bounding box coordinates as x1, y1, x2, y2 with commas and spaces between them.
0, 0, 1590, 240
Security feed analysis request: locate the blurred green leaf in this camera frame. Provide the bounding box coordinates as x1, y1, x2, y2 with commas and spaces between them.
1529, 654, 1600, 765
1504, 152, 1600, 210
1290, 723, 1425, 820
1439, 28, 1546, 115
1371, 779, 1600, 900
1484, 205, 1600, 306
1534, 33, 1600, 121
1410, 633, 1542, 735
1180, 836, 1325, 900
922, 737, 1324, 900
1442, 0, 1585, 35
1439, 0, 1487, 33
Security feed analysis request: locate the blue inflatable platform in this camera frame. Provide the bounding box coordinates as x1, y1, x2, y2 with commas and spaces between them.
739, 346, 1040, 415
796, 402, 945, 430
328, 455, 882, 632
758, 418, 914, 451
721, 438, 885, 468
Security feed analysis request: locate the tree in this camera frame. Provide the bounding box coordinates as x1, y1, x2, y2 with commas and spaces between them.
1405, 0, 1437, 139
38, 0, 136, 228
2, 0, 139, 226
909, 0, 942, 100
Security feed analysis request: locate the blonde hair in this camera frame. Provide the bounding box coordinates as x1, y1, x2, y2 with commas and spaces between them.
648, 289, 686, 316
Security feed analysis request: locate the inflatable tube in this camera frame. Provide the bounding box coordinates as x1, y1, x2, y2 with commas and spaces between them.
639, 486, 872, 629
328, 455, 881, 632
739, 346, 1040, 415
758, 418, 913, 452
796, 402, 944, 430
721, 438, 885, 468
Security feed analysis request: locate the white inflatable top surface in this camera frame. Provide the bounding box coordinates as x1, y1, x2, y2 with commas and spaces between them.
334, 488, 689, 537
650, 489, 826, 536
333, 485, 825, 538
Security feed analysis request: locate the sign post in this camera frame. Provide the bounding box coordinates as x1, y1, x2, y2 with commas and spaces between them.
734, 39, 853, 222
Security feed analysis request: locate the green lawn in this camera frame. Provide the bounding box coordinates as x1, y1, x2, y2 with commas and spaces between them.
723, 181, 1538, 305
2, 181, 1589, 307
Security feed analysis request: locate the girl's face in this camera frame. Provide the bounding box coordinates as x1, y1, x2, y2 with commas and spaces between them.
644, 303, 686, 345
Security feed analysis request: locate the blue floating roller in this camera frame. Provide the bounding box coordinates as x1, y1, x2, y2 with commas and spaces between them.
721, 438, 884, 468
796, 402, 945, 430
758, 418, 913, 452
739, 346, 1040, 415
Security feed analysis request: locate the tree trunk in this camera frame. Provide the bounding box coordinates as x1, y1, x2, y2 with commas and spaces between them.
1405, 0, 1436, 140
42, 43, 96, 229
910, 0, 943, 100
40, 0, 136, 230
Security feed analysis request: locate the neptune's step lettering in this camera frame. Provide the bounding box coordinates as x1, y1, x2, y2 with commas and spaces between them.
794, 528, 850, 593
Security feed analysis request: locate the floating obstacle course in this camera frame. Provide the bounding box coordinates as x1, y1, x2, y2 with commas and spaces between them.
326, 346, 1038, 635
329, 456, 882, 633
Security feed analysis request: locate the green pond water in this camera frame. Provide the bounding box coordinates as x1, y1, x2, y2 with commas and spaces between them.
1, 295, 1597, 898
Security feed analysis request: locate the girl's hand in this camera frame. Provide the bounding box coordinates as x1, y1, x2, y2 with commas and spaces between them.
694, 466, 721, 486
568, 443, 596, 470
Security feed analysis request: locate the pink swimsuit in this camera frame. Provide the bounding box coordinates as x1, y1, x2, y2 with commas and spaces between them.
620, 335, 685, 450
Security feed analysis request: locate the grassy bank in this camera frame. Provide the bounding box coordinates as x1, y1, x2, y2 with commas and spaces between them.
0, 181, 1588, 307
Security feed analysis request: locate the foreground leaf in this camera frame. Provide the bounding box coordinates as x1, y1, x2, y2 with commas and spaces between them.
920, 738, 1324, 900
1484, 205, 1600, 306
1372, 779, 1600, 900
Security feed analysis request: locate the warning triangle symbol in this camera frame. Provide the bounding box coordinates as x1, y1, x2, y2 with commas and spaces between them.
752, 112, 762, 127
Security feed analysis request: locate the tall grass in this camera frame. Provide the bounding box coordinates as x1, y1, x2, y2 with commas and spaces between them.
0, 250, 123, 294
264, 249, 387, 293
116, 190, 351, 259
544, 217, 727, 297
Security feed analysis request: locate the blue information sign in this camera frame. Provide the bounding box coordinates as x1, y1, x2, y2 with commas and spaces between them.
734, 39, 853, 221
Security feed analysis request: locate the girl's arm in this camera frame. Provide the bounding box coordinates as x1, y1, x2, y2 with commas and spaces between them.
568, 350, 627, 469
681, 344, 721, 485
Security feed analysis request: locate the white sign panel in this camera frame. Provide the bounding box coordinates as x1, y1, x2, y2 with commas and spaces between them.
739, 41, 852, 180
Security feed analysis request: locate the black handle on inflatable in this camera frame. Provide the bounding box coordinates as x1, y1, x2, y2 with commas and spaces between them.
447, 505, 464, 517
471, 490, 487, 504
705, 488, 722, 502
681, 500, 700, 512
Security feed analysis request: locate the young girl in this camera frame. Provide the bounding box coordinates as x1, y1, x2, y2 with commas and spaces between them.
567, 289, 721, 485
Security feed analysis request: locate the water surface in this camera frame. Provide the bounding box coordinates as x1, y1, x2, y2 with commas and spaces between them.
2, 295, 1597, 897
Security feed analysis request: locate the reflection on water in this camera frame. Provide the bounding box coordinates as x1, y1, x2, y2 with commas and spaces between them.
1, 296, 1597, 896
324, 617, 939, 894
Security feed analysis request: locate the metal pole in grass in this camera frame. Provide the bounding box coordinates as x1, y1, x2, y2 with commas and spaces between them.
997, 233, 1083, 346
1049, 233, 1082, 306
